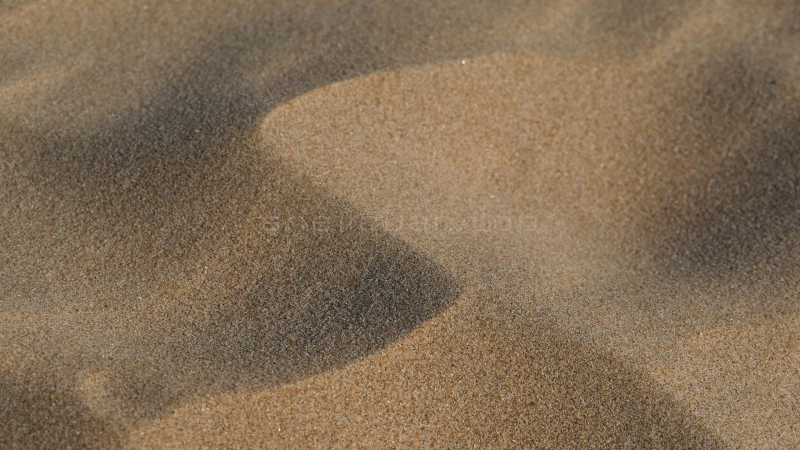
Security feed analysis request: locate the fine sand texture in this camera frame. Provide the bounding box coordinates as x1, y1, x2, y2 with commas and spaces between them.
2, 0, 800, 448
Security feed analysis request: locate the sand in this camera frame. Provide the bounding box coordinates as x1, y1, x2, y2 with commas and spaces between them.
1, 0, 799, 448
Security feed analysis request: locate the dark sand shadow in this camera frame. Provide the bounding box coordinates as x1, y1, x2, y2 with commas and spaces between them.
0, 377, 123, 450
513, 311, 726, 449
0, 139, 460, 447
636, 50, 800, 286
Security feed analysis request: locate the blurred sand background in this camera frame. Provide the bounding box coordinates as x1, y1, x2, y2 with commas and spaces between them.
2, 0, 800, 448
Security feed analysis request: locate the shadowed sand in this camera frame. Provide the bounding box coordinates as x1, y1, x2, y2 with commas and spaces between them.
2, 0, 799, 448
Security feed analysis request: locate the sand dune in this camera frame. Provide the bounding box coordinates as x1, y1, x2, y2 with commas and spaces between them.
2, 0, 799, 448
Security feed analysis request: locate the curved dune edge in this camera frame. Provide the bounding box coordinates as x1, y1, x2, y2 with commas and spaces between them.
133, 18, 799, 447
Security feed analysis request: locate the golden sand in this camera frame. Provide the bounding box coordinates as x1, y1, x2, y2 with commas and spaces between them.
2, 0, 799, 448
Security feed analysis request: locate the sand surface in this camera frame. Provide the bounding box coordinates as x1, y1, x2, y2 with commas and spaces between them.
2, 0, 800, 448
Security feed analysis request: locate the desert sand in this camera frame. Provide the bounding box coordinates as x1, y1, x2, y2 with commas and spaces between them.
2, 0, 799, 448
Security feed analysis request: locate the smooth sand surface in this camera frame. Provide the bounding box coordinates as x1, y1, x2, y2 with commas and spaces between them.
2, 0, 799, 448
